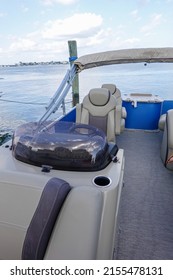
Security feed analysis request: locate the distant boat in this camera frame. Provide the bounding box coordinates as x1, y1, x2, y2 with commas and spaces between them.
0, 47, 173, 260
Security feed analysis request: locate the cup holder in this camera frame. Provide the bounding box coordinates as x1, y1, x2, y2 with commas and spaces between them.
93, 176, 112, 187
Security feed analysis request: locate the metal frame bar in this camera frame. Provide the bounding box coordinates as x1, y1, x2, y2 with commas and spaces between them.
38, 65, 77, 127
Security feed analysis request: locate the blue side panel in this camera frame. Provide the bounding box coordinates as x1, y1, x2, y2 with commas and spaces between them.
60, 107, 76, 122
161, 100, 173, 114
123, 101, 162, 130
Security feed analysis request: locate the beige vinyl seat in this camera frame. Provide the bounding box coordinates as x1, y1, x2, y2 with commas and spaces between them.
160, 109, 173, 170
158, 113, 166, 131
76, 88, 118, 143
22, 177, 105, 260
101, 84, 127, 133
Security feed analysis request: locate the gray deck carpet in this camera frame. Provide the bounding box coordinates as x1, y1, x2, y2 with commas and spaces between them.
114, 130, 173, 260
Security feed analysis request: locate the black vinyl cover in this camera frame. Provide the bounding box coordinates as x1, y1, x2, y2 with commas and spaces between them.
12, 121, 112, 171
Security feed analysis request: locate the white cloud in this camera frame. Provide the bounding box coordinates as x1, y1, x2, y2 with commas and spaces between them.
41, 0, 78, 5
9, 38, 36, 52
130, 9, 141, 21
6, 8, 144, 64
123, 37, 140, 45
0, 12, 6, 18
137, 0, 150, 7
109, 36, 140, 50
6, 12, 103, 62
21, 6, 29, 13
42, 13, 103, 39
4, 10, 161, 64
141, 13, 163, 34
131, 9, 138, 17
90, 30, 107, 45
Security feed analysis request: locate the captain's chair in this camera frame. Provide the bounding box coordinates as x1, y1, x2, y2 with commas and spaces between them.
101, 84, 127, 133
76, 88, 118, 142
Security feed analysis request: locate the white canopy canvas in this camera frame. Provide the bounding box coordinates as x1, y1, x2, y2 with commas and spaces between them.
74, 47, 173, 71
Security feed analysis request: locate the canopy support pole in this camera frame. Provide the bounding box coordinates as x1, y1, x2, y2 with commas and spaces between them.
68, 40, 79, 106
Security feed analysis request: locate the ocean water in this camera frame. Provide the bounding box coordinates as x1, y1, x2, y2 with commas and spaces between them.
0, 63, 173, 131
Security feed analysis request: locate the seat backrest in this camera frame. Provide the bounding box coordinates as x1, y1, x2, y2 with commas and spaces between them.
76, 88, 117, 142
102, 83, 122, 106
158, 113, 166, 131
22, 177, 71, 260
101, 83, 127, 134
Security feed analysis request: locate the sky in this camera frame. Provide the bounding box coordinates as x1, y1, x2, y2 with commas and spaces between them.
0, 0, 173, 64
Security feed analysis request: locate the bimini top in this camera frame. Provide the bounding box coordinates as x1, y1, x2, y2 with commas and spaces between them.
74, 47, 173, 71
12, 121, 117, 171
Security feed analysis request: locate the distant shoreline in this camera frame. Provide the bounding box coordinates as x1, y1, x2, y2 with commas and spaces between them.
0, 61, 69, 67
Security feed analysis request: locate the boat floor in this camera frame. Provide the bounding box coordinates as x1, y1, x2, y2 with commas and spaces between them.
114, 129, 173, 260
